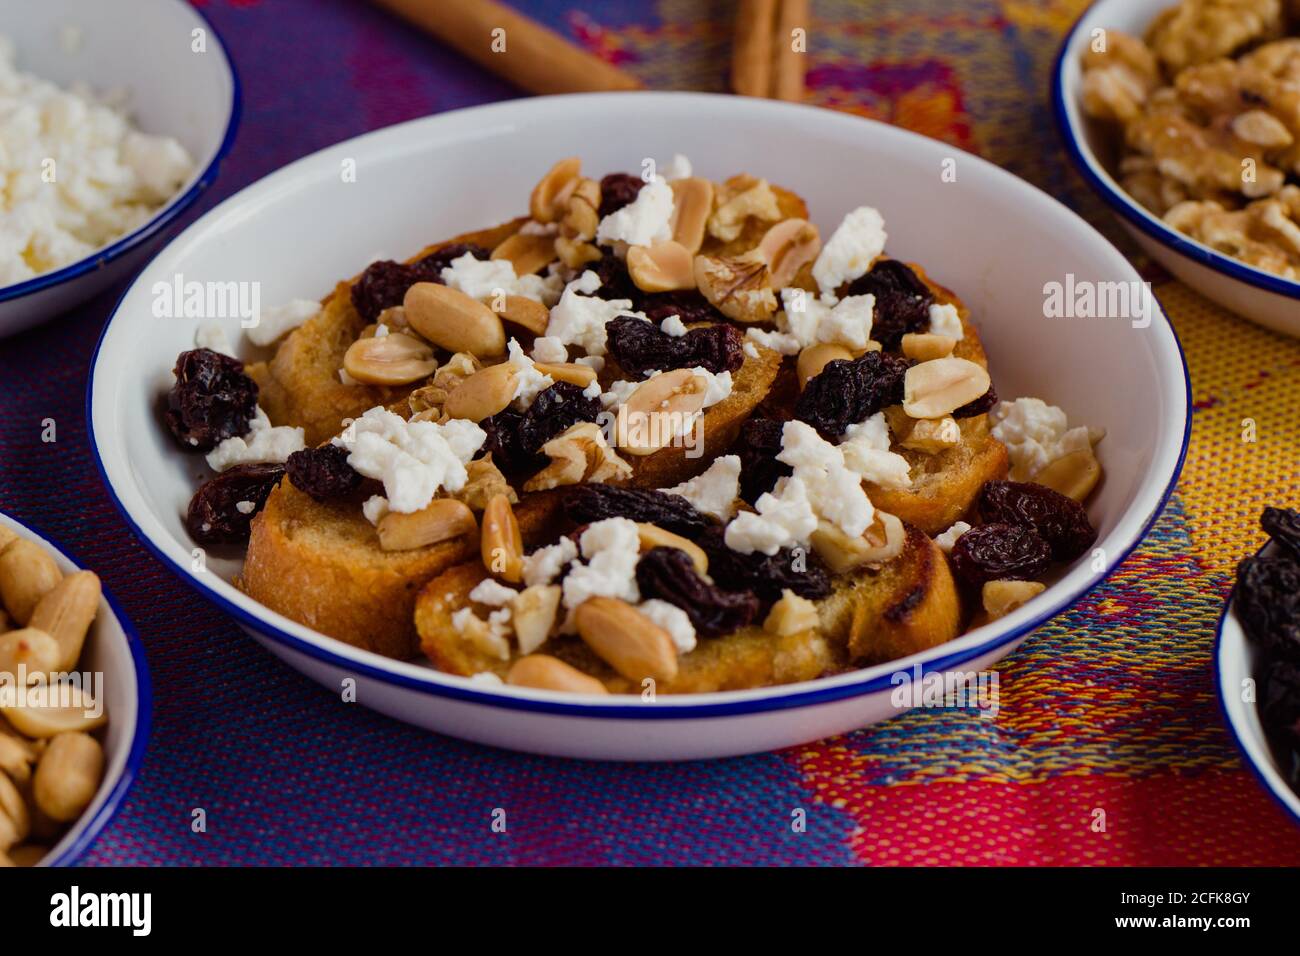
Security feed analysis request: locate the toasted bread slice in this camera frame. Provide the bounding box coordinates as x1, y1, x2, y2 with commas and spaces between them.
414, 524, 960, 693
238, 336, 781, 658
246, 219, 526, 446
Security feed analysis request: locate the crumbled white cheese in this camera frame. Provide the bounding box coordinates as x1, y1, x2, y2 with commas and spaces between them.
582, 381, 602, 399
576, 355, 605, 372
506, 338, 555, 410
777, 420, 875, 538
335, 406, 485, 514
662, 154, 693, 181
234, 500, 255, 515
638, 598, 697, 654
599, 378, 641, 410
660, 314, 688, 337
361, 495, 389, 526
934, 521, 971, 553
543, 270, 646, 356
724, 476, 819, 556
440, 252, 563, 306
990, 397, 1103, 480
0, 36, 195, 285
561, 518, 642, 611
595, 177, 674, 248
451, 607, 510, 660
248, 299, 320, 347
927, 302, 964, 340
747, 289, 875, 353
812, 206, 887, 300
194, 322, 233, 356
522, 537, 578, 588
692, 367, 733, 407
664, 455, 742, 522
469, 578, 519, 607
531, 336, 568, 364
743, 341, 759, 359
840, 413, 912, 490
205, 408, 306, 472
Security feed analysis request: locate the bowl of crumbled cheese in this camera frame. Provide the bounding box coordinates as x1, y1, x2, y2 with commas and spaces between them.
0, 0, 238, 336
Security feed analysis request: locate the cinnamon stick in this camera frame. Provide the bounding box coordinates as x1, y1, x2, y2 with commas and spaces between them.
772, 0, 808, 102
372, 0, 641, 96
731, 0, 777, 97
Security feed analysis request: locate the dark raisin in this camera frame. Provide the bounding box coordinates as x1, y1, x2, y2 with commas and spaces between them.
735, 418, 792, 505
695, 526, 832, 605
1236, 554, 1300, 662
636, 547, 761, 637
351, 260, 429, 323
418, 242, 490, 276
954, 382, 997, 419
482, 382, 603, 474
164, 348, 259, 452
598, 173, 645, 218
1262, 507, 1300, 563
564, 485, 713, 539
843, 260, 934, 350
948, 522, 1052, 586
978, 480, 1097, 561
590, 250, 640, 301
605, 316, 743, 376
286, 443, 362, 501
186, 462, 285, 545
1260, 659, 1300, 782
794, 350, 910, 440
640, 290, 723, 325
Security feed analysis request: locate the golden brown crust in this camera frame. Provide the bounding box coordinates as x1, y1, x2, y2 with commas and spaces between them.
415, 522, 961, 693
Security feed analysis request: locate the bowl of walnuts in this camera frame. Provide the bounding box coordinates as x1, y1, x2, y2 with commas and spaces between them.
1054, 0, 1300, 337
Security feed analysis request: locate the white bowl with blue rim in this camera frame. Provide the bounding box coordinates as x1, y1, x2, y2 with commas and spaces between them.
0, 0, 239, 338
1053, 0, 1300, 338
1216, 542, 1300, 827
88, 92, 1190, 760
0, 511, 151, 864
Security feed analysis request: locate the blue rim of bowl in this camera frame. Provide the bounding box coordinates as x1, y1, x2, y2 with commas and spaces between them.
1050, 1, 1300, 302
1213, 542, 1300, 828
83, 103, 1193, 720
0, 511, 154, 866
0, 1, 242, 305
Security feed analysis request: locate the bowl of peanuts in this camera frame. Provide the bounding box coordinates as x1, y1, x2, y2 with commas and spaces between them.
0, 512, 149, 866
1054, 0, 1300, 337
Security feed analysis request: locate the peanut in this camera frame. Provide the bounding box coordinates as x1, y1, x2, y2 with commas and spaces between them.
0, 681, 107, 738
0, 541, 63, 626
810, 512, 905, 573
627, 240, 696, 292
902, 357, 991, 419
8, 845, 48, 867
0, 628, 61, 681
1031, 448, 1103, 502
404, 282, 506, 358
619, 368, 709, 455
481, 494, 524, 584
492, 232, 557, 278
507, 654, 608, 694
900, 416, 961, 453
377, 499, 477, 552
757, 218, 821, 289
532, 361, 597, 388
668, 177, 714, 253
496, 295, 550, 336
510, 585, 561, 655
982, 579, 1046, 621
443, 362, 520, 422
529, 157, 582, 223
763, 590, 820, 635
900, 332, 957, 361
33, 731, 104, 823
0, 731, 37, 786
574, 597, 678, 683
0, 770, 29, 849
342, 331, 437, 386
28, 571, 101, 671
635, 523, 708, 575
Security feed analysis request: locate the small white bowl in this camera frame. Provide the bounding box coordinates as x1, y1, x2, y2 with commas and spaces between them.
0, 0, 239, 337
89, 92, 1190, 760
0, 511, 151, 865
1054, 0, 1300, 338
1216, 543, 1300, 827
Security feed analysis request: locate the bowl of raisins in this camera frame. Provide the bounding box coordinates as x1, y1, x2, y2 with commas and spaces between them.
1216, 507, 1300, 827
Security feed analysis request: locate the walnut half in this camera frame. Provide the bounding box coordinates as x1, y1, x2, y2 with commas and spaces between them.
693, 250, 777, 323
523, 422, 632, 492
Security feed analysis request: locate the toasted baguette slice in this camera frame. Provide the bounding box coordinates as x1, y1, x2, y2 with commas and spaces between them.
247, 219, 525, 446
415, 524, 959, 693
238, 336, 781, 659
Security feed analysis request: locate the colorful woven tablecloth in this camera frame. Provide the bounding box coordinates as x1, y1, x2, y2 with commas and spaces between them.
3, 0, 1299, 866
